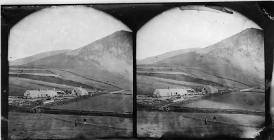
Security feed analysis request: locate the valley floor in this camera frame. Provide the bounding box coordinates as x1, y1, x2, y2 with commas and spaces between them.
8, 66, 133, 139
137, 111, 264, 138
9, 106, 133, 139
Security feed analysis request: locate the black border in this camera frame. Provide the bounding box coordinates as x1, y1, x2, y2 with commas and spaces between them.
1, 2, 274, 140
133, 28, 137, 137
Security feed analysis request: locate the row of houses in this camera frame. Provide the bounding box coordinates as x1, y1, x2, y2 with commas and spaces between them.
24, 87, 89, 99
153, 88, 193, 98
153, 86, 218, 99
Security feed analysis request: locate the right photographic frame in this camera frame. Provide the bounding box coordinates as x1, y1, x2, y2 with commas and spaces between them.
136, 3, 268, 139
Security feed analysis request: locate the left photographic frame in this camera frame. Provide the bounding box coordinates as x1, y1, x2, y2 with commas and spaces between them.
2, 5, 133, 139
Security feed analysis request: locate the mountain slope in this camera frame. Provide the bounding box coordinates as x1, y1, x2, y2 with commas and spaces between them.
69, 30, 133, 80
15, 30, 133, 91
138, 48, 199, 65
10, 50, 70, 66
197, 28, 264, 78
151, 28, 264, 89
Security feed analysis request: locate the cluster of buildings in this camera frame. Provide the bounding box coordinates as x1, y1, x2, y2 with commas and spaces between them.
24, 87, 90, 99
153, 86, 219, 99
9, 87, 93, 107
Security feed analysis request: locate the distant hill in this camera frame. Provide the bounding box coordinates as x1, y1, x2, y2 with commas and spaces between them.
141, 28, 264, 89
10, 50, 70, 66
12, 30, 133, 91
138, 48, 199, 64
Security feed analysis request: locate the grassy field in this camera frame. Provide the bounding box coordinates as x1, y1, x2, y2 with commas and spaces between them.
136, 65, 228, 96
138, 72, 225, 87
49, 69, 119, 91
8, 112, 132, 139
137, 111, 264, 138
137, 65, 252, 89
137, 75, 206, 96
9, 73, 95, 90
9, 67, 125, 95
9, 77, 78, 96
8, 67, 111, 96
51, 94, 132, 113
9, 68, 53, 74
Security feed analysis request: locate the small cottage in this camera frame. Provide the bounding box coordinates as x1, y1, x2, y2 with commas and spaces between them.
202, 85, 218, 94
24, 90, 58, 98
71, 87, 89, 96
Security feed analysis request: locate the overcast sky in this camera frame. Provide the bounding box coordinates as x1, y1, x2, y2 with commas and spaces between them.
9, 6, 131, 61
137, 6, 262, 60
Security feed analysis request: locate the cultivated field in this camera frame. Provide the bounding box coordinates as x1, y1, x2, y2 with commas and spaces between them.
9, 67, 53, 74
49, 69, 120, 90
10, 73, 95, 89
9, 77, 76, 96
137, 65, 253, 89
138, 71, 225, 87
9, 66, 124, 97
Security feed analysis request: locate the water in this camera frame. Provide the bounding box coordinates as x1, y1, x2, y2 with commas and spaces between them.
185, 92, 264, 111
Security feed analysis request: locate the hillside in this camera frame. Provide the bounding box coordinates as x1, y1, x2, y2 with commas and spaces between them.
138, 48, 198, 64
69, 30, 133, 81
10, 50, 70, 66
140, 28, 264, 89
11, 30, 133, 91
197, 28, 264, 79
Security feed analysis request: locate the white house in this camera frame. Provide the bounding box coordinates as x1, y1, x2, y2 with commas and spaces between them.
153, 88, 193, 98
202, 86, 218, 94
71, 87, 89, 96
24, 90, 58, 98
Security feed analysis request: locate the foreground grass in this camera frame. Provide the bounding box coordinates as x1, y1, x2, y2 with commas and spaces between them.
8, 112, 132, 139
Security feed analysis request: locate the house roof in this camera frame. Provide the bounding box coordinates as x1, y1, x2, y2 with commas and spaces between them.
73, 87, 88, 93
154, 88, 189, 93
25, 90, 58, 94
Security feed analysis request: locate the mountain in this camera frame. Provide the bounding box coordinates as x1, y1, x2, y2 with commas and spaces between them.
69, 30, 133, 79
142, 28, 264, 89
13, 30, 133, 90
197, 28, 264, 78
10, 49, 70, 66
138, 48, 199, 64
